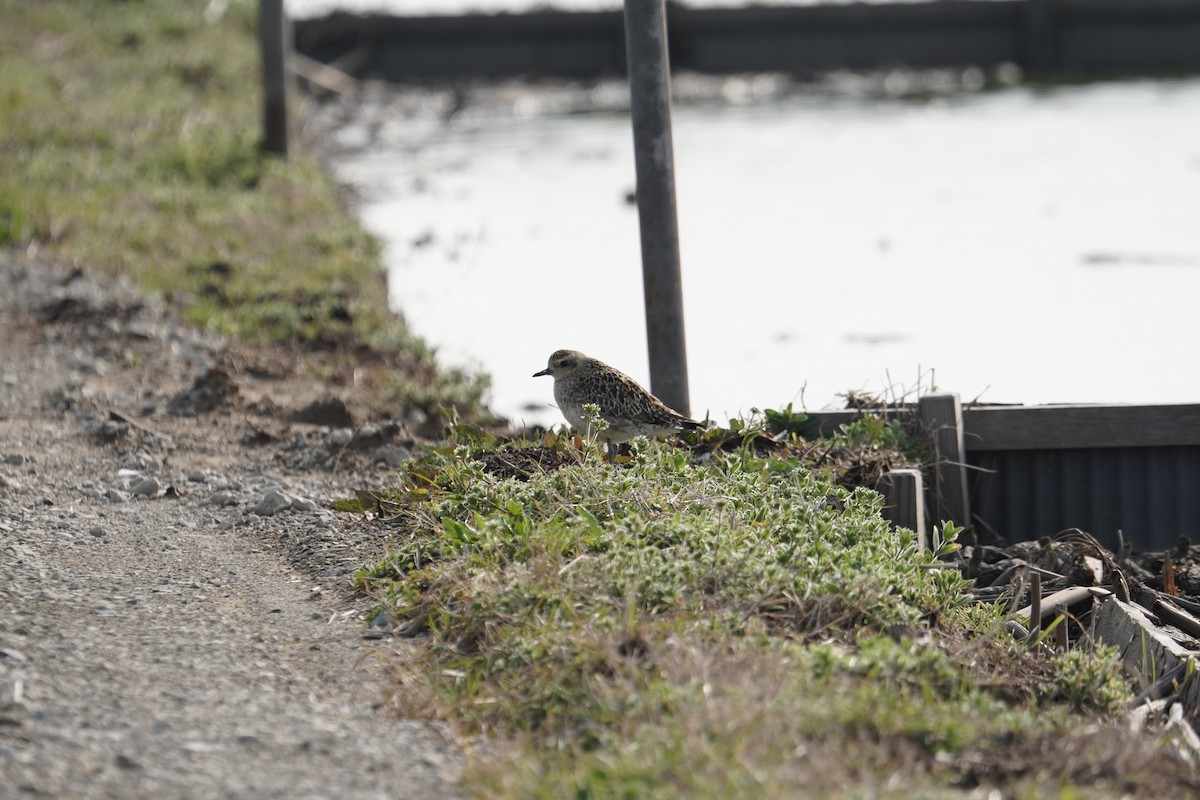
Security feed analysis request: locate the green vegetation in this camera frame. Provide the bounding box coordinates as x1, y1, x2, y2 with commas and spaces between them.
0, 0, 487, 416
352, 416, 1149, 797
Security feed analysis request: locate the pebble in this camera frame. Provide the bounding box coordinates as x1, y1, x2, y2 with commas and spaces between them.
4, 454, 25, 465
127, 452, 160, 472
99, 420, 129, 439
251, 489, 293, 517
89, 526, 105, 537
329, 428, 353, 447
113, 753, 141, 770
0, 647, 28, 662
290, 495, 319, 513
206, 491, 238, 507
130, 477, 162, 498
373, 444, 411, 468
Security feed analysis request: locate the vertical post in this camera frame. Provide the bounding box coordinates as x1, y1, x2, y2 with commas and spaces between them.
623, 0, 689, 415
918, 393, 971, 534
875, 469, 927, 550
259, 0, 289, 157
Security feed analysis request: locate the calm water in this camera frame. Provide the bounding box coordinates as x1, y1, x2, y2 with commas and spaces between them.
321, 79, 1200, 427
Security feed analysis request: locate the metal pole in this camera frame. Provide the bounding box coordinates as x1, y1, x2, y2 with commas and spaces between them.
623, 0, 690, 416
259, 0, 289, 157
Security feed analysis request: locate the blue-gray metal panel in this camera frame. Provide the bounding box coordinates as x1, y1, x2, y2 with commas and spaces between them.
967, 447, 1200, 552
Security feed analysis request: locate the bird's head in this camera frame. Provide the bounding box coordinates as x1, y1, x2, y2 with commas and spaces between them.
533, 349, 586, 379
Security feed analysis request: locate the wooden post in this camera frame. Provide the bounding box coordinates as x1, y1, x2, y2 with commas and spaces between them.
623, 0, 690, 416
1029, 572, 1042, 641
875, 469, 927, 551
918, 393, 971, 534
259, 0, 289, 157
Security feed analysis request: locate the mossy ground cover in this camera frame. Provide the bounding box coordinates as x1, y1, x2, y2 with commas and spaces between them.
0, 0, 487, 417
350, 415, 1183, 798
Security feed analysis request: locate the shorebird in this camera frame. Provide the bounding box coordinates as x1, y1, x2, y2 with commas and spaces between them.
533, 349, 702, 462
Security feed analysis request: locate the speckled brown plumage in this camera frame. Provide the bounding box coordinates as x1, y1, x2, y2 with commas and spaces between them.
533, 349, 701, 460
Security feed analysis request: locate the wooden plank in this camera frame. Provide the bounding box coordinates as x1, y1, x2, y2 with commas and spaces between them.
1014, 586, 1110, 624
919, 394, 971, 532
874, 469, 926, 550
1094, 598, 1200, 715
962, 404, 1200, 451
803, 403, 1200, 450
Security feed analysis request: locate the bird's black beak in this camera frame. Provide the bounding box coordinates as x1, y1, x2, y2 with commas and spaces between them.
532, 368, 550, 378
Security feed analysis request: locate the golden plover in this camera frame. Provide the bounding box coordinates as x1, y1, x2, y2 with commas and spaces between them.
533, 349, 702, 462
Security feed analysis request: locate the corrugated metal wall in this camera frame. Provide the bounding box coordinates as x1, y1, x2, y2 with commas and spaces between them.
968, 446, 1200, 552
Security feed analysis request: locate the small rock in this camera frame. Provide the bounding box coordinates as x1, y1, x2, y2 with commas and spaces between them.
293, 397, 354, 427
98, 420, 129, 440
130, 477, 162, 498
206, 491, 238, 507
355, 423, 381, 442
129, 452, 160, 472
106, 489, 131, 503
328, 428, 353, 447
113, 753, 141, 770
373, 444, 412, 468
251, 489, 293, 516
0, 647, 28, 662
4, 454, 25, 466
289, 495, 319, 513
89, 526, 105, 537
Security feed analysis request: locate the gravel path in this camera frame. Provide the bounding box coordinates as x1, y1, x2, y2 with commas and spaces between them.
0, 258, 462, 799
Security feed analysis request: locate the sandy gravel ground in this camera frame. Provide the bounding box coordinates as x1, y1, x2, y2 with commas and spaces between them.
0, 258, 462, 799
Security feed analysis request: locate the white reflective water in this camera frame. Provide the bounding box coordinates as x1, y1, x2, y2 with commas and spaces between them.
323, 79, 1200, 427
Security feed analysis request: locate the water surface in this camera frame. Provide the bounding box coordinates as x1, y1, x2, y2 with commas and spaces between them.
323, 79, 1200, 426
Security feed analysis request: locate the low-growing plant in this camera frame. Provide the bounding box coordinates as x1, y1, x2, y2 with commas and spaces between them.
342, 428, 1150, 794
1043, 644, 1130, 715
